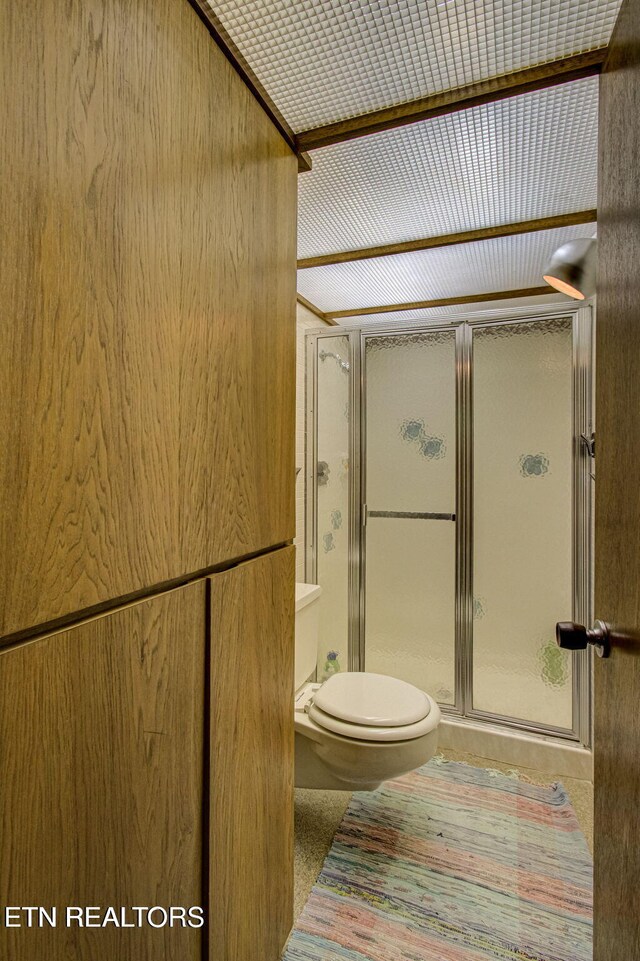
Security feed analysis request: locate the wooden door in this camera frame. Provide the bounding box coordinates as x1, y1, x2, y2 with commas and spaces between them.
0, 0, 296, 642
595, 0, 640, 956
208, 546, 295, 961
0, 581, 206, 961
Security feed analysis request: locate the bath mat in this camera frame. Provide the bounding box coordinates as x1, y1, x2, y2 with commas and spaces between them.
283, 758, 592, 961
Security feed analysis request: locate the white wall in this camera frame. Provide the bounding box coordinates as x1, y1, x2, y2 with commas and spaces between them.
295, 302, 331, 581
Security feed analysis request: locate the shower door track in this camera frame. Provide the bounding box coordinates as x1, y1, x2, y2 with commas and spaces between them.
306, 303, 593, 747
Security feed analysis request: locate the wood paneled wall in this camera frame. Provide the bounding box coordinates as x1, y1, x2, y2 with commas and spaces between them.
0, 581, 206, 961
0, 0, 297, 640
209, 547, 295, 961
595, 0, 640, 957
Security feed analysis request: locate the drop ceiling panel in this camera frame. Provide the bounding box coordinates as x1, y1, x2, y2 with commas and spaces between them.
296, 223, 595, 313
298, 79, 598, 258
336, 292, 568, 326
209, 0, 620, 130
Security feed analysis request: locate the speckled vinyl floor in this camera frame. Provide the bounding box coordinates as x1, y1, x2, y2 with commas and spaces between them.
293, 787, 352, 920
293, 749, 594, 922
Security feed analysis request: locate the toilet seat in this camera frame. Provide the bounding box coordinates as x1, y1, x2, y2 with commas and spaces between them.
308, 673, 433, 742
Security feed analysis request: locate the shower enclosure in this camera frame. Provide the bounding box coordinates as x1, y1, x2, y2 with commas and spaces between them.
306, 305, 593, 745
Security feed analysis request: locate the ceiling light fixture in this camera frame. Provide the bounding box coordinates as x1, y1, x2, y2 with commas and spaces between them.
542, 237, 597, 300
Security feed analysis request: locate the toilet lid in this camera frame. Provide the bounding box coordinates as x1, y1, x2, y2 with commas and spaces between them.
307, 698, 436, 742
313, 673, 431, 727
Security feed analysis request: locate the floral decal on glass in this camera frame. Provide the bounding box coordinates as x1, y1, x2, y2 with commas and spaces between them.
519, 453, 550, 478
322, 650, 341, 680
400, 418, 425, 442
399, 418, 446, 460
317, 460, 331, 486
420, 435, 445, 459
331, 509, 343, 530
473, 597, 487, 620
322, 532, 335, 553
538, 638, 570, 688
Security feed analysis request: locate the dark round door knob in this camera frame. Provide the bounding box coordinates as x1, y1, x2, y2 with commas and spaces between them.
556, 620, 611, 658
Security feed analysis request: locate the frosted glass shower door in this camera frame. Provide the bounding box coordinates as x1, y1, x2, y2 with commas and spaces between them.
472, 318, 574, 730
364, 331, 457, 705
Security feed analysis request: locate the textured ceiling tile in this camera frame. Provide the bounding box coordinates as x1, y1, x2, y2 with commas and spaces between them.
296, 223, 596, 313
298, 79, 598, 258
336, 292, 569, 326
209, 0, 620, 130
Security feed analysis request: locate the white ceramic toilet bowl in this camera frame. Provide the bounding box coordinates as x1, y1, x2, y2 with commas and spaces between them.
294, 672, 441, 791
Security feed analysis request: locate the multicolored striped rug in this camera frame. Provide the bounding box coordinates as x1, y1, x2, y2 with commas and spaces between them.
283, 759, 592, 961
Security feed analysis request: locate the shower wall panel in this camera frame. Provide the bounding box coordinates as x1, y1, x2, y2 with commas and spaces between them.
316, 336, 351, 678
472, 318, 574, 729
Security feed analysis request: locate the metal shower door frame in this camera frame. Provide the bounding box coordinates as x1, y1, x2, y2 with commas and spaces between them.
306, 302, 593, 746
358, 322, 464, 715
458, 308, 593, 745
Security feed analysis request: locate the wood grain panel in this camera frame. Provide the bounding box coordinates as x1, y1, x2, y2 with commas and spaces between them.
595, 0, 640, 957
0, 0, 297, 639
185, 0, 298, 156
0, 580, 206, 961
209, 547, 295, 961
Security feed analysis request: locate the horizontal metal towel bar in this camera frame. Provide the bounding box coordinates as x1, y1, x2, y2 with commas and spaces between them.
367, 510, 456, 521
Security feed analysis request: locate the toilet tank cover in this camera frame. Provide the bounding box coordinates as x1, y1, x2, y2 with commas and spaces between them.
313, 672, 431, 727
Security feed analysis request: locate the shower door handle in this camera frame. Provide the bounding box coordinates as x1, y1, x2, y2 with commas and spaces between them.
366, 510, 456, 521
556, 620, 611, 658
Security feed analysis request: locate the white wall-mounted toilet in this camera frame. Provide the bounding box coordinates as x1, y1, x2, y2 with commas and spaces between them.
295, 583, 441, 791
